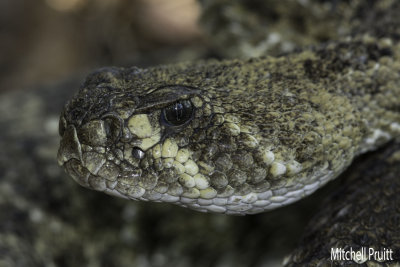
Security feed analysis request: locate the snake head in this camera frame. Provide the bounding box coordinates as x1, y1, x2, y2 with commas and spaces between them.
58, 66, 234, 211
58, 58, 368, 215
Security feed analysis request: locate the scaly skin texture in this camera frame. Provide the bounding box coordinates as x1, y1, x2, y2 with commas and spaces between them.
58, 32, 400, 214
200, 0, 355, 58
58, 0, 400, 215
284, 141, 400, 265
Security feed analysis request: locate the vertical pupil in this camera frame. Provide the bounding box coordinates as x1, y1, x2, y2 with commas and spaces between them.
174, 102, 184, 121
163, 99, 193, 126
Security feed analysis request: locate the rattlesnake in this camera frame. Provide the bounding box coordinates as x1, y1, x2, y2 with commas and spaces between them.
58, 0, 400, 215
2, 0, 398, 266
56, 1, 400, 265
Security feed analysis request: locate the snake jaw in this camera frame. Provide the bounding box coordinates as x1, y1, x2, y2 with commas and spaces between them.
56, 113, 336, 214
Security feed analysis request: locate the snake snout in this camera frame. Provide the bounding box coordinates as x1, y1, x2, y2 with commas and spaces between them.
58, 122, 120, 190
57, 125, 82, 166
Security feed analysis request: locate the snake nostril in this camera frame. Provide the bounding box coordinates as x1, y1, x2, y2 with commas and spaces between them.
102, 115, 122, 142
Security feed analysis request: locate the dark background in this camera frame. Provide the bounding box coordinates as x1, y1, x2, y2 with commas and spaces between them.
0, 0, 205, 92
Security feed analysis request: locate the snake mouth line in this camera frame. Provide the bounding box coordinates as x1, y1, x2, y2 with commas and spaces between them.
57, 122, 336, 214
57, 124, 121, 191
58, 124, 103, 188
57, 123, 91, 188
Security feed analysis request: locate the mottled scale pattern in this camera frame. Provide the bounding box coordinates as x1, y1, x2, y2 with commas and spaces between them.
58, 0, 400, 215
284, 142, 400, 265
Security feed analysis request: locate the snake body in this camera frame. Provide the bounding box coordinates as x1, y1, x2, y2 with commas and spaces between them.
58, 0, 400, 215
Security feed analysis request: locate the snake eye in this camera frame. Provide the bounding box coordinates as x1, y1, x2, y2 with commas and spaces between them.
162, 100, 194, 126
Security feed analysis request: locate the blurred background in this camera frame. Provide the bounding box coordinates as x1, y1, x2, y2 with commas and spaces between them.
0, 0, 206, 91
1, 0, 348, 93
